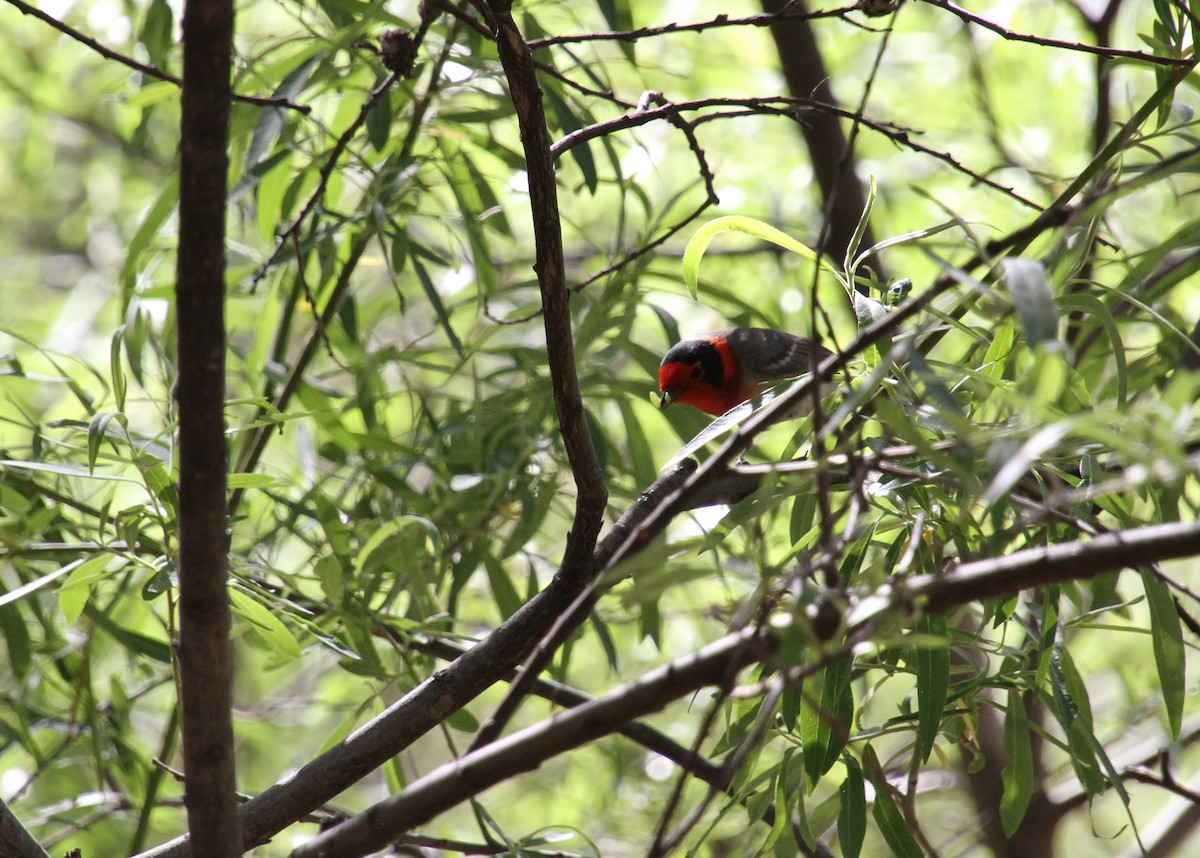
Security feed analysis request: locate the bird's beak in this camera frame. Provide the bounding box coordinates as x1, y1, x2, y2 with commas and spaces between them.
658, 389, 676, 409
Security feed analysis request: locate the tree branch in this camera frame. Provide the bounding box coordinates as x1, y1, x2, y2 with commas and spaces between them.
174, 0, 239, 853
3, 0, 309, 113
287, 627, 776, 858
527, 5, 858, 48
0, 796, 51, 858
905, 519, 1200, 614
919, 0, 1191, 66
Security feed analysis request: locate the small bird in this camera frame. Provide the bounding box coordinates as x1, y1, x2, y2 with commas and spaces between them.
657, 328, 834, 416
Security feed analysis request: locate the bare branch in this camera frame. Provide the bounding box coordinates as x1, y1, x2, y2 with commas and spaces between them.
919, 0, 1192, 67
0, 796, 51, 858
465, 0, 608, 749
288, 627, 776, 858
527, 5, 859, 48
905, 519, 1200, 614
3, 0, 310, 113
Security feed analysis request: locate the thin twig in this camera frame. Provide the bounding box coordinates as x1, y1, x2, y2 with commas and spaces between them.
920, 0, 1192, 66
527, 5, 859, 48
247, 71, 399, 290
3, 0, 310, 113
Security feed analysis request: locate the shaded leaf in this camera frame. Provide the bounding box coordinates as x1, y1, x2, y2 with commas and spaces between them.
915, 613, 949, 762
1140, 570, 1185, 739
1000, 686, 1034, 835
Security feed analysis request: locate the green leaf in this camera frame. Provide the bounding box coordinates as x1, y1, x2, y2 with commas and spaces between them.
500, 482, 556, 559
110, 327, 127, 412
1001, 258, 1059, 347
462, 151, 513, 237
139, 0, 174, 71
1047, 644, 1106, 796
801, 656, 853, 791
543, 82, 598, 194
863, 744, 922, 858
365, 86, 393, 152
404, 239, 465, 359
0, 599, 31, 680
844, 176, 876, 275
229, 587, 301, 659
981, 318, 1015, 381
590, 610, 618, 670
852, 218, 968, 274
227, 473, 282, 489
245, 54, 320, 171
315, 491, 355, 575
85, 604, 173, 663
681, 215, 846, 299
483, 555, 524, 619
1140, 570, 1185, 739
439, 139, 499, 293
914, 614, 949, 762
59, 553, 117, 624
87, 412, 127, 472
119, 180, 179, 298
595, 0, 634, 62
1000, 687, 1034, 835
837, 753, 866, 858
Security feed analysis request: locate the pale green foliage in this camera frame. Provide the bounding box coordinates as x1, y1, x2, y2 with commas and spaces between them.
1, 1, 1199, 857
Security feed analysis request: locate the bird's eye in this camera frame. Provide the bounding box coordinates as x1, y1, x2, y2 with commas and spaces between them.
690, 364, 704, 380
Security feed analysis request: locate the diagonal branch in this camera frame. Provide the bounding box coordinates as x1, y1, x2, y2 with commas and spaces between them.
0, 796, 51, 858
3, 0, 309, 113
919, 0, 1192, 66
287, 627, 776, 858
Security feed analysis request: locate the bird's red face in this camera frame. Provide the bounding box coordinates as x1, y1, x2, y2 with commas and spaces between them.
658, 336, 749, 416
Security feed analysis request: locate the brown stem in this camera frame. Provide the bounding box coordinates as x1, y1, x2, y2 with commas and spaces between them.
761, 0, 881, 273
174, 0, 240, 853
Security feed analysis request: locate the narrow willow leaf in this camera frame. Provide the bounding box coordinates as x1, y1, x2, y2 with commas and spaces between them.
1048, 645, 1106, 795
915, 614, 949, 762
1001, 258, 1059, 347
85, 604, 173, 663
863, 745, 922, 858
981, 318, 1015, 381
1140, 570, 1185, 739
1000, 688, 1034, 835
0, 581, 32, 678
87, 413, 126, 473
409, 254, 465, 358
681, 215, 845, 299
801, 657, 853, 791
119, 180, 179, 297
838, 753, 866, 858
365, 86, 392, 152
110, 328, 127, 412
245, 54, 319, 171
852, 218, 968, 274
58, 554, 115, 624
543, 84, 598, 194
844, 177, 877, 275
483, 555, 523, 619
229, 587, 301, 659
500, 482, 555, 559
595, 0, 634, 61
589, 610, 618, 670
